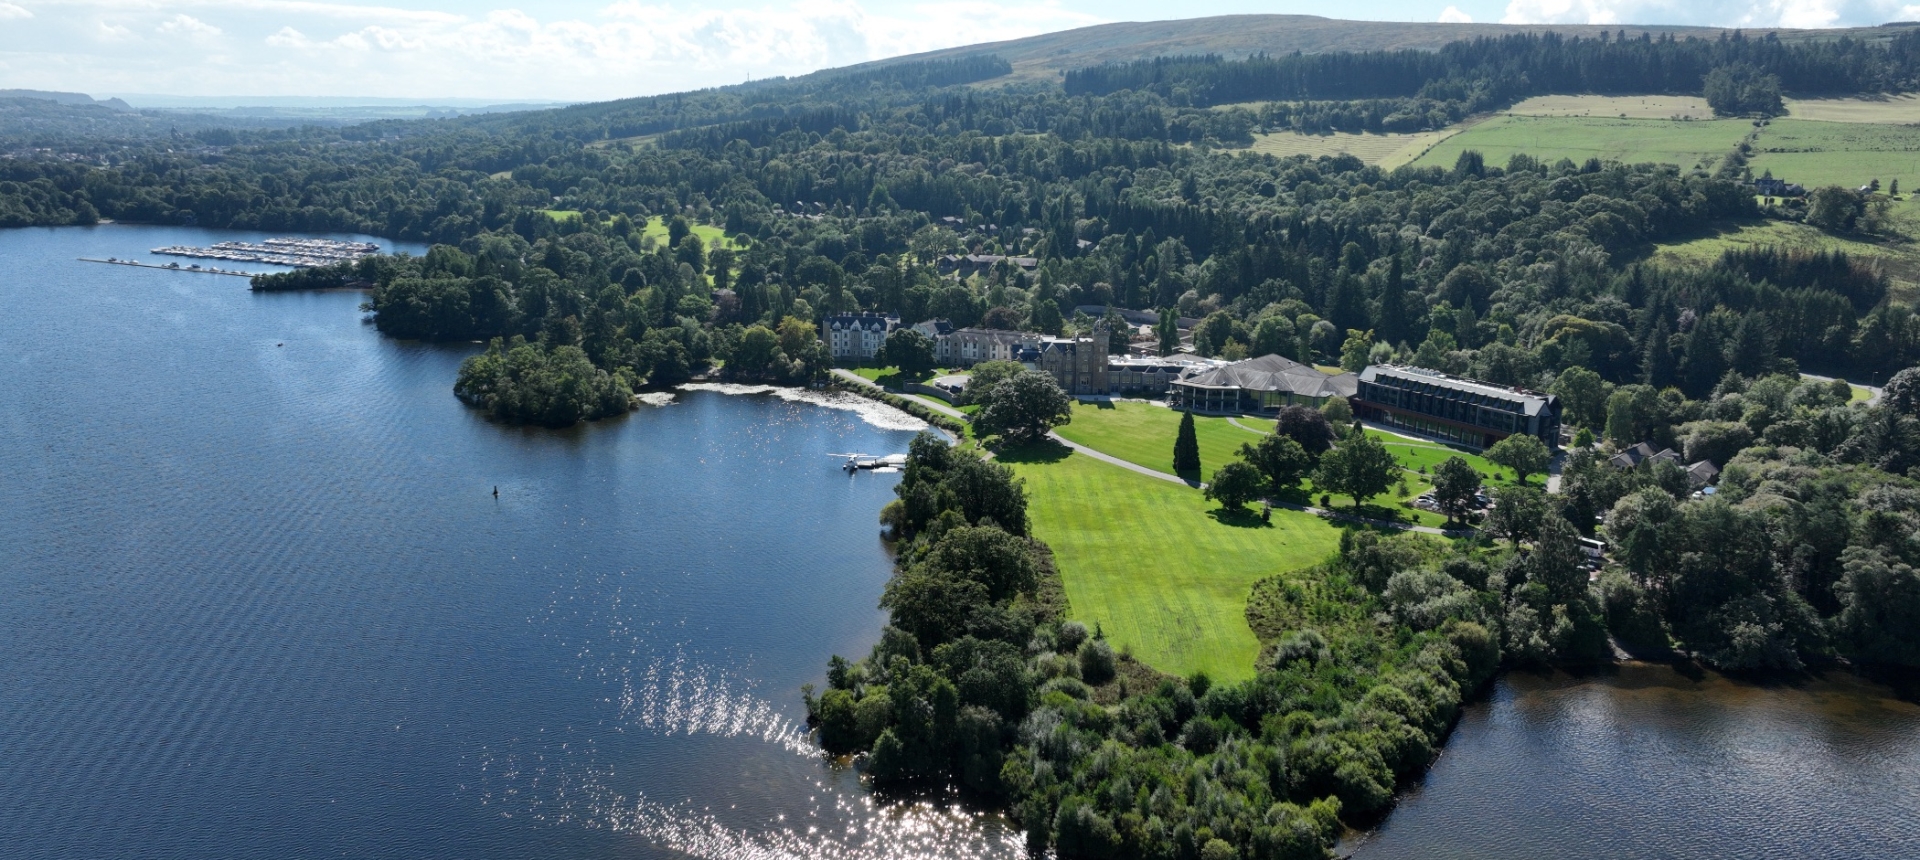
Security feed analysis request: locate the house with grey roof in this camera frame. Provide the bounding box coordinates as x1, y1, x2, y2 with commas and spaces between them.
1169, 354, 1358, 415
823, 313, 898, 361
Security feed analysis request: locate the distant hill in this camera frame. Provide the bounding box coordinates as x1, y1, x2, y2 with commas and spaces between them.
0, 89, 130, 111
856, 15, 1920, 82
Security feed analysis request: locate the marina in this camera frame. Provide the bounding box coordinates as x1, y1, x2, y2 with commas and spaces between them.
151, 237, 380, 268
79, 257, 260, 277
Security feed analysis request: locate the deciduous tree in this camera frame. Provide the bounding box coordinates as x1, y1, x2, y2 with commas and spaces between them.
973, 370, 1072, 443
1205, 461, 1264, 509
1430, 456, 1482, 524
1315, 434, 1399, 509
1486, 434, 1551, 484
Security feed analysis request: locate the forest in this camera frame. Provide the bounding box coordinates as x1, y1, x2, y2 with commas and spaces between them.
1066, 29, 1920, 113
8, 25, 1920, 860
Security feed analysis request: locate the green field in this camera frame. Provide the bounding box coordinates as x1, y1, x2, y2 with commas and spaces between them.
1748, 119, 1920, 192
1412, 115, 1750, 172
1650, 213, 1920, 302
1005, 444, 1343, 682
1783, 94, 1920, 124
1506, 94, 1715, 120
1245, 126, 1464, 169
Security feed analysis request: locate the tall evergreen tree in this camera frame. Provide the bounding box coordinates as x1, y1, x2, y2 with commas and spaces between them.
1375, 255, 1411, 346
1682, 322, 1727, 398
1642, 322, 1678, 389
1729, 312, 1776, 378
1156, 307, 1180, 357
1173, 410, 1202, 477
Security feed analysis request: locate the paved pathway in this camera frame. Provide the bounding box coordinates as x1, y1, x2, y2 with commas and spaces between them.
1801, 371, 1883, 405
1225, 417, 1268, 434
830, 368, 970, 421
1045, 432, 1463, 537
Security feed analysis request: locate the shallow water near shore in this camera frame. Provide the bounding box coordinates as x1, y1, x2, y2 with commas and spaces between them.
3, 225, 1918, 859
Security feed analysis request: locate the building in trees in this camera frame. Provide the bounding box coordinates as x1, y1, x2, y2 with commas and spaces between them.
1033, 322, 1111, 396
1106, 355, 1205, 395
944, 327, 1037, 365
1168, 354, 1357, 415
1352, 364, 1561, 449
824, 312, 899, 361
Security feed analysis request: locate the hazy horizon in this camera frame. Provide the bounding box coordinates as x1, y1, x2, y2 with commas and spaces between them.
2, 2, 1917, 103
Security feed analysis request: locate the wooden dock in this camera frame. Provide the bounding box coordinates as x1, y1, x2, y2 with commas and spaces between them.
79, 258, 261, 278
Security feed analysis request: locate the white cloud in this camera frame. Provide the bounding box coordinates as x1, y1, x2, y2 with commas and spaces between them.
157, 13, 222, 38
1439, 5, 1475, 20
0, 2, 32, 21
94, 19, 137, 41
0, 0, 1108, 98
1499, 0, 1902, 26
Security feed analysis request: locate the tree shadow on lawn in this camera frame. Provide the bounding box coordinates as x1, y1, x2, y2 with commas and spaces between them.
995, 438, 1074, 465
1206, 506, 1272, 529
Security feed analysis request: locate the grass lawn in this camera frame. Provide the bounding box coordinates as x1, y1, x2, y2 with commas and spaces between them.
1003, 442, 1343, 682
1054, 402, 1513, 528
640, 216, 745, 250
1411, 115, 1749, 172
1748, 119, 1920, 192
1055, 401, 1261, 480
1366, 428, 1517, 485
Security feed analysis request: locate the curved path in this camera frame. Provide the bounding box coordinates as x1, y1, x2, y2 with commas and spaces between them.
1045, 431, 1464, 537
830, 368, 970, 421
1225, 417, 1269, 434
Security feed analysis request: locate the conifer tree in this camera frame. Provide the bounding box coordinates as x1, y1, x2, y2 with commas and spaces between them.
1173, 410, 1202, 477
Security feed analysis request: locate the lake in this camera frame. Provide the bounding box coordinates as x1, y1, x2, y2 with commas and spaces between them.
0, 225, 1015, 859
2, 225, 1916, 860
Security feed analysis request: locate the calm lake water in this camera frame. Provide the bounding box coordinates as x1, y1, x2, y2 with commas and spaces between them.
2, 225, 1916, 860
0, 225, 1014, 859
1349, 665, 1920, 860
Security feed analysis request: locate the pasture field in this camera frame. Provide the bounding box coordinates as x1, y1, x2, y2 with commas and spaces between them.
1506, 94, 1715, 120
1783, 94, 1920, 124
1649, 212, 1920, 302
1004, 443, 1343, 682
1245, 127, 1463, 169
1411, 115, 1750, 172
1748, 119, 1920, 192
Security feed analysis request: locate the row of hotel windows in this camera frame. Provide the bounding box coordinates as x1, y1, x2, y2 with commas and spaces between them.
1363, 390, 1527, 434
1369, 411, 1500, 447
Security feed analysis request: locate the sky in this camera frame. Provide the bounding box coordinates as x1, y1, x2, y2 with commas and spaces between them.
1, 0, 1917, 103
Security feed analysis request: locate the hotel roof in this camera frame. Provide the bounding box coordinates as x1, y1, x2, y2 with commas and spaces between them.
1358, 365, 1556, 417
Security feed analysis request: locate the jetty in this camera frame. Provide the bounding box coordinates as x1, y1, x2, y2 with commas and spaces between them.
150, 238, 379, 268
79, 257, 259, 277
842, 453, 908, 472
